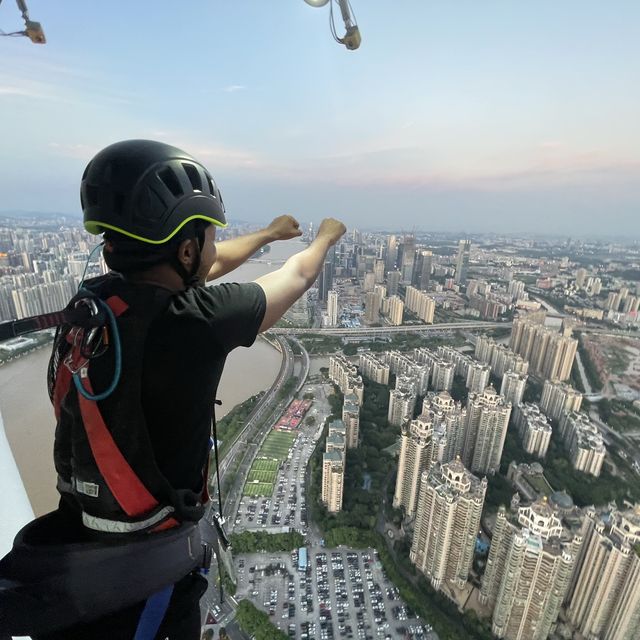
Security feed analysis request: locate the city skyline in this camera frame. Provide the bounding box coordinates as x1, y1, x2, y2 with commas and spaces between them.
1, 2, 639, 236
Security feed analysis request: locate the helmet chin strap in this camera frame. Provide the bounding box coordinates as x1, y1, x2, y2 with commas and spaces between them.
171, 231, 205, 287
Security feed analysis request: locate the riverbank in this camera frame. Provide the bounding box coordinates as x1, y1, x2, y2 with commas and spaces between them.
0, 238, 304, 517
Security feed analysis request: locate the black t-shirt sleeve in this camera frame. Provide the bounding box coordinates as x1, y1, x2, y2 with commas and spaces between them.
171, 282, 266, 355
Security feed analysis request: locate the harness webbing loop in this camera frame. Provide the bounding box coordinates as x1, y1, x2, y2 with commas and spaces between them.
133, 584, 175, 640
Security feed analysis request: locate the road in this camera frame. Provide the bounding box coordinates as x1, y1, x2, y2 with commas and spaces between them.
270, 321, 511, 336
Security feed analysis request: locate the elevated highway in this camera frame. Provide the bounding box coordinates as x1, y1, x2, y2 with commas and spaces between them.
270, 320, 511, 337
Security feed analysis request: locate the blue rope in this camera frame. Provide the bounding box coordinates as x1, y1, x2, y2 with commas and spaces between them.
72, 298, 122, 401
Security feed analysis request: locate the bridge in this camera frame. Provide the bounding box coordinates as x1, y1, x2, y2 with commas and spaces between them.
269, 321, 512, 336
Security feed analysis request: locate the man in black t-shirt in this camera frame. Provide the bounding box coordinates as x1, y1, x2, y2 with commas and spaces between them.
27, 140, 346, 640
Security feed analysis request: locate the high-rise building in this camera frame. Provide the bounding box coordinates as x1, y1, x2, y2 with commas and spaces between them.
358, 352, 390, 385
386, 295, 404, 326
385, 235, 398, 272
363, 270, 375, 293
405, 285, 436, 323
422, 391, 467, 462
454, 240, 471, 285
566, 504, 640, 640
393, 414, 434, 517
410, 459, 486, 590
540, 379, 582, 422
364, 291, 380, 324
321, 420, 346, 512
386, 270, 401, 296
412, 250, 433, 291
397, 235, 416, 283
327, 289, 339, 327
466, 361, 491, 394
500, 371, 528, 406
388, 383, 417, 427
374, 258, 385, 284
475, 335, 529, 379
508, 280, 525, 302
510, 316, 577, 382
437, 345, 473, 378
512, 403, 552, 458
559, 412, 606, 476
342, 394, 360, 449
321, 450, 345, 512
575, 268, 588, 288
480, 500, 581, 640
329, 355, 364, 403
431, 359, 455, 392
463, 386, 512, 475
317, 255, 335, 302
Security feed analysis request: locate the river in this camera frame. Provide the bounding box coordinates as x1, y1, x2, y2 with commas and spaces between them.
0, 237, 305, 516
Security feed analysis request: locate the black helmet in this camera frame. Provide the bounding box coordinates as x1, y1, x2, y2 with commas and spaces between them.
81, 140, 227, 244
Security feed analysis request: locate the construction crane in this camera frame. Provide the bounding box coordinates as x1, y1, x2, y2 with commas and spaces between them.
0, 0, 45, 43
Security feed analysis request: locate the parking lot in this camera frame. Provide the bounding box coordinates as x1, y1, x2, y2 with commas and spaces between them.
235, 548, 435, 640
233, 382, 332, 535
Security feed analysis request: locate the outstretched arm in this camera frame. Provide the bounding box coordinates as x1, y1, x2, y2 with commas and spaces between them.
254, 218, 346, 332
206, 215, 302, 281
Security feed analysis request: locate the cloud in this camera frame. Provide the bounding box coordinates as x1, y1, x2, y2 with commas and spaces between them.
222, 84, 247, 93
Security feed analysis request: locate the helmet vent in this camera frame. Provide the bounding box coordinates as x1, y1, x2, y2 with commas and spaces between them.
207, 175, 216, 197
158, 167, 183, 198
183, 163, 202, 192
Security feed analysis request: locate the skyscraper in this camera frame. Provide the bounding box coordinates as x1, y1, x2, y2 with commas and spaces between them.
454, 240, 471, 285
317, 258, 334, 302
322, 420, 346, 513
393, 414, 434, 517
321, 451, 345, 513
410, 459, 486, 590
500, 371, 528, 406
559, 412, 606, 476
566, 504, 640, 640
412, 250, 433, 291
388, 388, 416, 427
386, 295, 404, 326
512, 403, 552, 458
480, 500, 581, 640
463, 386, 512, 475
386, 270, 402, 296
327, 289, 339, 327
466, 361, 491, 394
510, 315, 577, 382
364, 291, 380, 324
342, 394, 360, 449
540, 379, 582, 422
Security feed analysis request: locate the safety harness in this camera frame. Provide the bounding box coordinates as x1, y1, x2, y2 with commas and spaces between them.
0, 274, 230, 637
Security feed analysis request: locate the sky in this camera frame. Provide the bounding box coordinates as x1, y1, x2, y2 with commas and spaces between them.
0, 1, 639, 236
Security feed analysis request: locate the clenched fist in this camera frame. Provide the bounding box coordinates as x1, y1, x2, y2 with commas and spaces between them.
265, 215, 303, 241
317, 218, 346, 246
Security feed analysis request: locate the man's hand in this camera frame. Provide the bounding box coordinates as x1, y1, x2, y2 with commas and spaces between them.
265, 215, 303, 242
317, 218, 347, 247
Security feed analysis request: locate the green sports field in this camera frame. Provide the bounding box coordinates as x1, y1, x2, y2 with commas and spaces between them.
246, 468, 278, 484
243, 482, 274, 497
259, 430, 297, 460
251, 459, 280, 473
242, 430, 297, 496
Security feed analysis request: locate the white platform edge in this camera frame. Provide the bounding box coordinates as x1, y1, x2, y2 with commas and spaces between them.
0, 409, 35, 639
